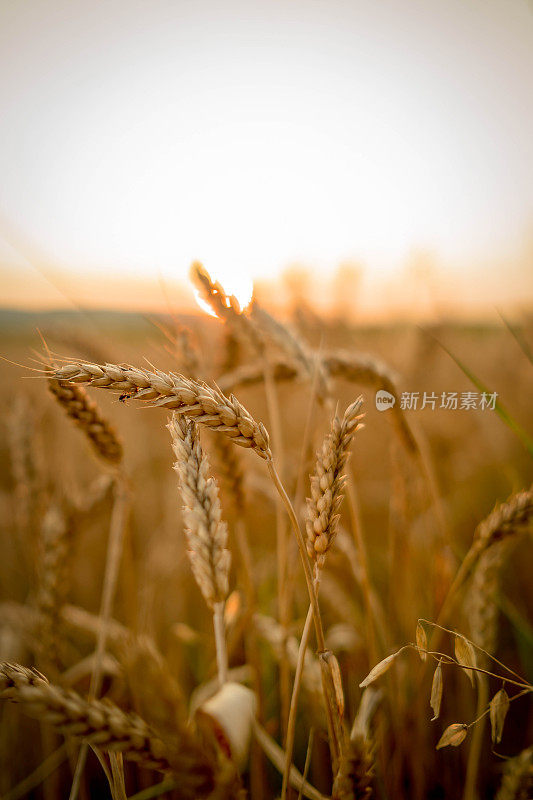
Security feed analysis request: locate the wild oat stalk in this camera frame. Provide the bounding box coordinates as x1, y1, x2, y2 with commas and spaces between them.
168, 413, 231, 686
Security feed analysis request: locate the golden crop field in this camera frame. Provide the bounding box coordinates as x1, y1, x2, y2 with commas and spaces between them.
0, 272, 532, 800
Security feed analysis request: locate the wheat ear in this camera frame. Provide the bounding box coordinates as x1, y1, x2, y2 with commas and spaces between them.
306, 399, 365, 572
51, 361, 271, 458
168, 413, 231, 685
48, 378, 123, 465
0, 662, 214, 785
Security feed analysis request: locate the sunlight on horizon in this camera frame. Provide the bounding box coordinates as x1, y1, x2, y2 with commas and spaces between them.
0, 0, 532, 312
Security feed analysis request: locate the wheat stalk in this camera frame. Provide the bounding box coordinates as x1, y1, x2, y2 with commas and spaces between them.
282, 400, 364, 800
51, 361, 271, 459
437, 486, 533, 630
471, 487, 533, 557
468, 539, 517, 660
37, 500, 73, 671
217, 357, 301, 393
464, 536, 520, 800
191, 261, 265, 355
7, 395, 44, 574
250, 304, 330, 401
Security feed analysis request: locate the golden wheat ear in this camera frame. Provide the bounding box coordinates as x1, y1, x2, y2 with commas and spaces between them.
51, 360, 272, 458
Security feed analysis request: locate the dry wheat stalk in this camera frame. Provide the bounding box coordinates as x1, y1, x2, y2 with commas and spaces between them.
166, 320, 201, 377
7, 395, 44, 543
169, 413, 231, 685
119, 635, 186, 734
495, 746, 533, 800
471, 487, 533, 559
325, 350, 419, 456
250, 304, 329, 400
282, 400, 364, 798
169, 413, 231, 609
51, 361, 271, 459
332, 740, 373, 800
254, 614, 322, 698
43, 326, 111, 366
48, 378, 123, 465
217, 358, 301, 394
212, 435, 246, 516
468, 538, 517, 660
464, 536, 520, 800
0, 601, 185, 715
437, 486, 533, 630
332, 689, 381, 800
37, 501, 73, 669
191, 262, 265, 355
0, 662, 218, 797
306, 400, 364, 572
220, 328, 242, 375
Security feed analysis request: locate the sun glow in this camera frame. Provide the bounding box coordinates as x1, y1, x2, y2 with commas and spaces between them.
192, 265, 254, 319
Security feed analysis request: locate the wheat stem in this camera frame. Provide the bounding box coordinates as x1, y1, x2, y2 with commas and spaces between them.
281, 605, 314, 800
213, 601, 228, 687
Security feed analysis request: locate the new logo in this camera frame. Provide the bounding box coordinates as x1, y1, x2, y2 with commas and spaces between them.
375, 390, 396, 411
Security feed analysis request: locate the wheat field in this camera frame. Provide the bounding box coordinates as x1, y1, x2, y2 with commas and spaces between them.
0, 273, 532, 800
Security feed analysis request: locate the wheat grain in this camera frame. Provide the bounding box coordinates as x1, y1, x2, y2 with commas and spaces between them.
51, 361, 271, 458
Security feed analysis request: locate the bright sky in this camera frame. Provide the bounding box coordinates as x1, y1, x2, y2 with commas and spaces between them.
0, 0, 532, 312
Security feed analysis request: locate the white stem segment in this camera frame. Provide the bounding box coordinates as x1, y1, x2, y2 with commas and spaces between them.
213, 601, 228, 686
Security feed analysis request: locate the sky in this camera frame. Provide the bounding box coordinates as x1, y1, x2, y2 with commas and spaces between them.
0, 0, 532, 315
